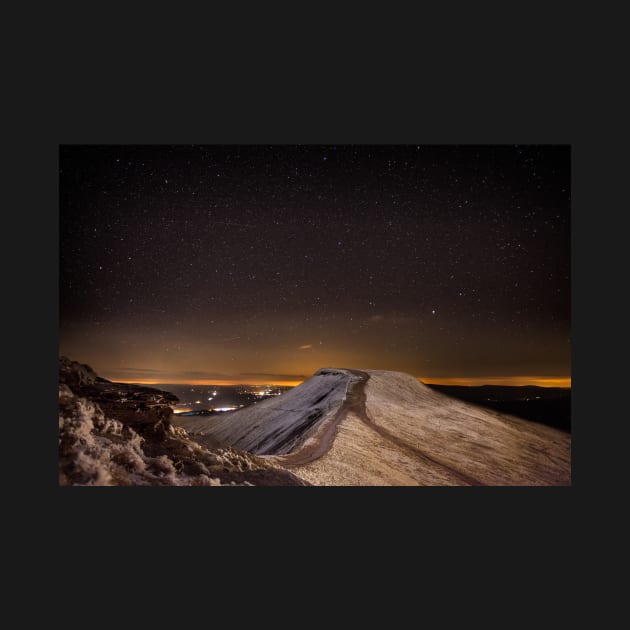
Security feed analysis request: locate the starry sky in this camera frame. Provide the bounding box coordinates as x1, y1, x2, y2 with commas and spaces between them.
59, 145, 571, 387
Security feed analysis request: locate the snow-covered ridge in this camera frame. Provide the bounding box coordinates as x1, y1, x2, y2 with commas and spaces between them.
173, 368, 359, 454
287, 369, 571, 486
59, 358, 570, 485
177, 366, 570, 485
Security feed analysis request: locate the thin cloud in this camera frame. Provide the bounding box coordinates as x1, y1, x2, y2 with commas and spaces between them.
365, 313, 415, 325
298, 344, 313, 350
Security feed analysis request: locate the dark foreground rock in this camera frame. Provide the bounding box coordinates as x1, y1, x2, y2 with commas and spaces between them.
58, 357, 309, 486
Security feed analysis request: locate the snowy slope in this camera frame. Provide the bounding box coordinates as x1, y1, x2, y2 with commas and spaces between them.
363, 370, 570, 484
287, 369, 570, 486
172, 367, 571, 485
172, 369, 358, 455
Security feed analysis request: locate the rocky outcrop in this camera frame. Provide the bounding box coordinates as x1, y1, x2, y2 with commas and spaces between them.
59, 356, 179, 433
58, 357, 309, 486
59, 356, 102, 387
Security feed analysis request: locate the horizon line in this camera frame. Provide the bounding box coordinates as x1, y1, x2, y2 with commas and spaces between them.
108, 374, 571, 388
420, 376, 571, 387
110, 378, 306, 387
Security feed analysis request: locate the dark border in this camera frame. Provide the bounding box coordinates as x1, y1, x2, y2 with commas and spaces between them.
23, 13, 602, 563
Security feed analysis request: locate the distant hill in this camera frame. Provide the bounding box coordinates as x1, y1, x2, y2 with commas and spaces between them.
426, 384, 571, 432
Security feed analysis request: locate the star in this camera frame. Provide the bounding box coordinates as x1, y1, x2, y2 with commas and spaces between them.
60, 144, 570, 388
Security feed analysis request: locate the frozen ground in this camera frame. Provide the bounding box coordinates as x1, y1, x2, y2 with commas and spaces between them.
177, 368, 571, 486
58, 383, 308, 486
173, 369, 358, 455
360, 370, 570, 485
176, 368, 571, 486
283, 370, 570, 486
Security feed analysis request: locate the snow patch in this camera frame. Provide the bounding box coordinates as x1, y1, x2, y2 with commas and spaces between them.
58, 386, 223, 486
173, 368, 358, 454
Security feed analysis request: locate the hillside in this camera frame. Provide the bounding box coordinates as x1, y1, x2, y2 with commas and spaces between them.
427, 384, 571, 432
173, 368, 359, 454
175, 368, 571, 486
60, 358, 571, 486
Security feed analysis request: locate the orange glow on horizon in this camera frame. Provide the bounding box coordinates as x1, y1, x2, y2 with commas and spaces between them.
419, 375, 571, 388
110, 377, 306, 387
109, 375, 570, 388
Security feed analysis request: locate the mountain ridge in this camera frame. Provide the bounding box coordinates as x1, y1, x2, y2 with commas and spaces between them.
59, 358, 571, 486
175, 367, 571, 485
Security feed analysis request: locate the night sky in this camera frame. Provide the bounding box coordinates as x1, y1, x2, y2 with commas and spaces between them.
59, 145, 570, 387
